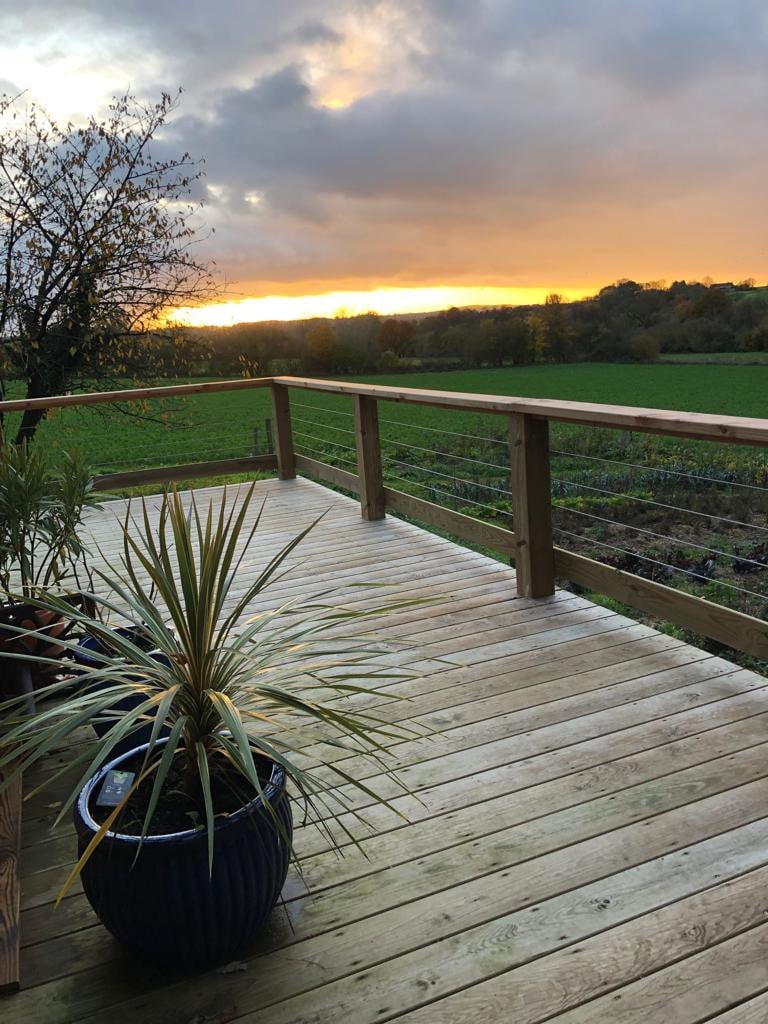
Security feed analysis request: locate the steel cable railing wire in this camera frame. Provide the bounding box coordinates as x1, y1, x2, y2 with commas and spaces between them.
296, 439, 510, 516
380, 437, 506, 472
292, 401, 355, 419
297, 441, 511, 519
378, 414, 510, 447
551, 477, 768, 534
294, 446, 359, 478
552, 448, 768, 494
295, 433, 767, 605
552, 527, 768, 604
381, 458, 768, 571
293, 429, 358, 454
552, 504, 768, 571
381, 454, 513, 498
92, 444, 256, 470
383, 470, 513, 520
298, 426, 768, 558
294, 440, 357, 464
292, 415, 358, 438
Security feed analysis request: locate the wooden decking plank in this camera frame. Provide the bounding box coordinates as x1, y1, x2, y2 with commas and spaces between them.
234, 822, 768, 1024
17, 624, 665, 834
24, 644, 741, 863
22, 720, 768, 989
293, 740, 768, 899
20, 701, 768, 949
298, 663, 762, 782
18, 674, 768, 914
0, 773, 22, 993
545, 922, 768, 1023
16, 657, 749, 881
56, 786, 768, 1024
332, 631, 687, 719
707, 991, 768, 1022
371, 862, 768, 1024
7, 476, 767, 1024
17, 636, 693, 852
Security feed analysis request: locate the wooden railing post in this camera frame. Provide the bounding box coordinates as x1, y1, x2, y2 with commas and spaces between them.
509, 413, 555, 597
270, 383, 296, 480
354, 396, 385, 520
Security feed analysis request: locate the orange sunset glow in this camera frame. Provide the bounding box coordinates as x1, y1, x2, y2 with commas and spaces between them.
172, 285, 594, 326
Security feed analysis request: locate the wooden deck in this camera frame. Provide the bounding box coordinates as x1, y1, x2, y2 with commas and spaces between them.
9, 476, 768, 1023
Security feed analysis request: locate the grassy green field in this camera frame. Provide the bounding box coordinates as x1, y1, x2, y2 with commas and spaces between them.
6, 362, 767, 477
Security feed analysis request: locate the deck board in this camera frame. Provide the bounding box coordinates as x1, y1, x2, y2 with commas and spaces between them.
7, 476, 768, 1023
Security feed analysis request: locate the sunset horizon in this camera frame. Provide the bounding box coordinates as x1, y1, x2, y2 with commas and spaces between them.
172, 283, 598, 326
5, 5, 767, 316
172, 275, 765, 326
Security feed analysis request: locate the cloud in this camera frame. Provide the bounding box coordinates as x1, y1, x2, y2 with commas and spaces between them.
2, 1, 768, 294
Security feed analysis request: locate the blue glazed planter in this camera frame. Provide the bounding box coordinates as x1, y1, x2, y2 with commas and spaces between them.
73, 739, 293, 969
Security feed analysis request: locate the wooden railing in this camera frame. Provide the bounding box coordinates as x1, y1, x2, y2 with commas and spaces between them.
1, 375, 767, 659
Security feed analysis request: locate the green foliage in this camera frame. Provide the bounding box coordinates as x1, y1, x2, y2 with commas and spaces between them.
629, 332, 660, 362
0, 440, 97, 598
0, 90, 214, 442
0, 484, 426, 886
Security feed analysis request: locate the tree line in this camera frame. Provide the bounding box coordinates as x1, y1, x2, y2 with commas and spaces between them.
190, 279, 768, 378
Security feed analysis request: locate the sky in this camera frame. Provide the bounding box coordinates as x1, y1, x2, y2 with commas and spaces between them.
1, 1, 767, 323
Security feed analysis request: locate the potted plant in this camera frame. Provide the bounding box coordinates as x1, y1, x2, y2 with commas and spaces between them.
0, 439, 98, 705
0, 484, 418, 969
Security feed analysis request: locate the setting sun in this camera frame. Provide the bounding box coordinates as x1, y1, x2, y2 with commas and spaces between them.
172, 285, 593, 326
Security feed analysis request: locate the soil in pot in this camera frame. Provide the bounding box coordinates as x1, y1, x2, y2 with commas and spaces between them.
74, 739, 293, 970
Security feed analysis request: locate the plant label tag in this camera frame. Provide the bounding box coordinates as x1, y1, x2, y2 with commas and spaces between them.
96, 769, 135, 807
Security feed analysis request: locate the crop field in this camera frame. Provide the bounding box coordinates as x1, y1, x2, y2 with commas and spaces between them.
4, 362, 767, 665
660, 351, 768, 365
5, 362, 767, 469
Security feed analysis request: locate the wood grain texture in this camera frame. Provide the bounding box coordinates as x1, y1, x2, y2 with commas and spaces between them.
554, 547, 768, 660
93, 454, 276, 491
296, 454, 768, 658
276, 375, 768, 446
509, 412, 554, 597
353, 395, 385, 520
2, 374, 767, 445
0, 376, 272, 413
270, 382, 296, 480
0, 772, 22, 993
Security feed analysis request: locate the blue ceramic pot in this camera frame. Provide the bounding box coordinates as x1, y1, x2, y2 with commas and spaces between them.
74, 738, 293, 968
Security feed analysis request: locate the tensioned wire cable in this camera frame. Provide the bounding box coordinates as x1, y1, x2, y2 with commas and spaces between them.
552, 527, 768, 603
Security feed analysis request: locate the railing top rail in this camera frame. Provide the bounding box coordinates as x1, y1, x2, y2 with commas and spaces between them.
275, 376, 768, 447
0, 373, 765, 447
0, 376, 273, 414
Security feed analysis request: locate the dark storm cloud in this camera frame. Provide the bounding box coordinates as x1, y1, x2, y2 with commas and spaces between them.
2, 1, 768, 291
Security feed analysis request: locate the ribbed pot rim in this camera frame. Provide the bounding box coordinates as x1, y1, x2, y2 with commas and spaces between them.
77, 736, 285, 847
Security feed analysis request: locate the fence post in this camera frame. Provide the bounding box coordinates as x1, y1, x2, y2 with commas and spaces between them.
509, 412, 555, 597
354, 396, 385, 521
270, 384, 296, 480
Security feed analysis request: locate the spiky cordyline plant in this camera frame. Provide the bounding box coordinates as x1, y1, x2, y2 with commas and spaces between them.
0, 483, 423, 893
